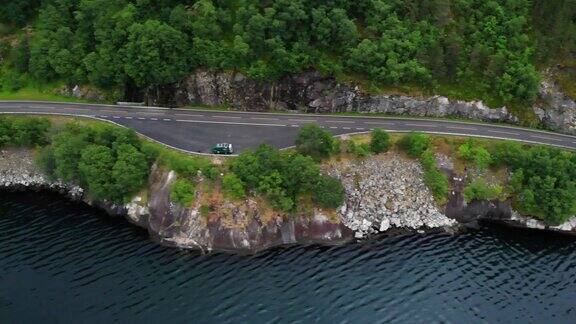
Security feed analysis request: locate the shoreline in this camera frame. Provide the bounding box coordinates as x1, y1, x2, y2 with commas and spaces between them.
2, 147, 575, 255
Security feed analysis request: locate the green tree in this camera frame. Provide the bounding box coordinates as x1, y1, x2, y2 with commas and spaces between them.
78, 145, 115, 200
370, 128, 391, 154
124, 20, 189, 87
222, 173, 246, 200
295, 124, 336, 161
314, 175, 345, 209
170, 179, 196, 206
398, 132, 431, 158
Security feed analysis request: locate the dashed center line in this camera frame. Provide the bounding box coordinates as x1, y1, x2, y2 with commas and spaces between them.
212, 115, 242, 119
364, 122, 395, 126
326, 120, 355, 124
447, 126, 478, 131
176, 119, 286, 127
251, 117, 279, 121
124, 116, 133, 119
488, 130, 519, 136
530, 135, 563, 142
289, 119, 317, 122
150, 118, 158, 121
163, 118, 171, 121
175, 113, 205, 117
406, 123, 437, 128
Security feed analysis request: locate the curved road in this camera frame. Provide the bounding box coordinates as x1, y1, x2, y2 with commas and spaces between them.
1, 101, 575, 154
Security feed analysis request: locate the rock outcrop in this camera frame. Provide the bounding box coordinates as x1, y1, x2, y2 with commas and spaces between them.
152, 70, 518, 125
534, 76, 576, 134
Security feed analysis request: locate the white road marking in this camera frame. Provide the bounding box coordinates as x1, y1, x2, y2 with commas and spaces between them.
326, 120, 355, 124
356, 128, 365, 130
100, 115, 108, 118
112, 116, 121, 119
212, 115, 242, 119
364, 122, 396, 126
163, 118, 171, 121
251, 117, 279, 121
289, 119, 316, 122
406, 123, 437, 128
488, 130, 519, 136
124, 116, 133, 119
175, 113, 205, 117
531, 135, 563, 142
150, 118, 158, 121
343, 127, 351, 130
291, 125, 300, 127
447, 126, 478, 131
176, 119, 286, 127
137, 117, 146, 120
330, 126, 338, 129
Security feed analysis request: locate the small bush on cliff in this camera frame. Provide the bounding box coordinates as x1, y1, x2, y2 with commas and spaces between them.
464, 179, 503, 203
296, 124, 336, 161
458, 139, 492, 170
420, 150, 449, 204
370, 129, 390, 154
222, 173, 245, 200
314, 175, 345, 209
170, 179, 196, 206
398, 132, 430, 158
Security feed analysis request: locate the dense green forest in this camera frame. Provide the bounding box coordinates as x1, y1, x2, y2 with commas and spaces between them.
1, 0, 575, 106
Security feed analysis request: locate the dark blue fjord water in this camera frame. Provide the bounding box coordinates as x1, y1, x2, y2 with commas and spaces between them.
1, 191, 575, 324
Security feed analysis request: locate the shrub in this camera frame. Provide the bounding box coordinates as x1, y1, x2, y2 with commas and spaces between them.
295, 124, 336, 161
458, 139, 492, 170
398, 132, 430, 158
0, 116, 50, 147
222, 173, 245, 200
170, 179, 196, 206
464, 179, 503, 202
370, 128, 390, 154
420, 150, 449, 203
314, 175, 345, 209
345, 140, 371, 158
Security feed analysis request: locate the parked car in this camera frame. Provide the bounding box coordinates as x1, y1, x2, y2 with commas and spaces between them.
211, 143, 234, 155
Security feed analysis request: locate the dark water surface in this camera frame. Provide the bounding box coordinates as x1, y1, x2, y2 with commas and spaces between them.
1, 191, 575, 323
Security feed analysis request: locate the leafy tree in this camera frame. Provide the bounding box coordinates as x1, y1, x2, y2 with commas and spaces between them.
464, 178, 503, 203
314, 175, 344, 209
295, 124, 336, 161
124, 20, 189, 87
222, 173, 246, 200
112, 144, 149, 200
458, 139, 492, 170
170, 179, 195, 206
398, 132, 431, 158
78, 145, 115, 200
370, 128, 391, 154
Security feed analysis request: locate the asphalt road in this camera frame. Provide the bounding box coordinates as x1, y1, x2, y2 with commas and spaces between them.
1, 100, 575, 154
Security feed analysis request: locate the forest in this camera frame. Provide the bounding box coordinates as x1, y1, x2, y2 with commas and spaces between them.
1, 0, 575, 107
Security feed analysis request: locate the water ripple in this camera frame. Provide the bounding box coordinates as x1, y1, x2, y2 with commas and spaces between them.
1, 191, 576, 323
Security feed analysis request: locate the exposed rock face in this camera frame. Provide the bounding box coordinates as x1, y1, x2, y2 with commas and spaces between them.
324, 153, 458, 239
143, 166, 353, 253
534, 77, 576, 134
153, 70, 519, 124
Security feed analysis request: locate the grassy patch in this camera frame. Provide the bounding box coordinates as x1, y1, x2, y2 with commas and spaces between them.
0, 85, 94, 103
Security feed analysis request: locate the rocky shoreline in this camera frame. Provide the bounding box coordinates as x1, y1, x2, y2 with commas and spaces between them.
1, 148, 575, 254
